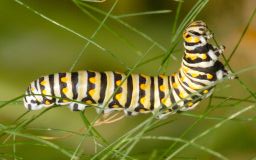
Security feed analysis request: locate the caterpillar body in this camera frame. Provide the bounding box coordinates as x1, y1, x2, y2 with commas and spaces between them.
23, 21, 233, 119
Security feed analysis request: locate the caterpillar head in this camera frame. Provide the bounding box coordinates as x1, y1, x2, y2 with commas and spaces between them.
183, 20, 212, 40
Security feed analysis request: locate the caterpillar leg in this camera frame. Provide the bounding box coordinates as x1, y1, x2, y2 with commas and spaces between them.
212, 45, 225, 57
205, 30, 213, 40
179, 101, 200, 112
155, 109, 175, 119
124, 110, 139, 116
68, 102, 87, 111
217, 45, 225, 55
96, 104, 123, 115
223, 69, 237, 80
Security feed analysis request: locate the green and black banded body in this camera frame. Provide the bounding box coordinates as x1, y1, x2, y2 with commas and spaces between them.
23, 20, 234, 119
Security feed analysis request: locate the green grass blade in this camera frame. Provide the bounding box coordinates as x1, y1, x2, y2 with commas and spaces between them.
1, 125, 76, 159
114, 10, 172, 18
166, 104, 255, 159
160, 0, 209, 73
69, 0, 119, 71
140, 136, 228, 160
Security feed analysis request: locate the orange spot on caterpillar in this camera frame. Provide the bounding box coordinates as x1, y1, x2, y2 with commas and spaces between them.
85, 100, 92, 104
201, 54, 207, 60
182, 67, 189, 73
188, 54, 197, 60
207, 74, 213, 79
161, 98, 166, 104
187, 102, 193, 107
45, 100, 51, 105
191, 73, 198, 78
160, 85, 165, 91
115, 93, 122, 100
61, 77, 68, 83
112, 104, 120, 108
172, 83, 178, 89
89, 89, 95, 96
89, 77, 96, 83
139, 108, 146, 112
179, 92, 185, 98
116, 80, 121, 86
140, 97, 145, 104
186, 36, 200, 43
203, 90, 208, 94
40, 80, 46, 86
189, 84, 198, 90
63, 99, 69, 103
42, 90, 47, 95
140, 84, 147, 90
62, 88, 68, 94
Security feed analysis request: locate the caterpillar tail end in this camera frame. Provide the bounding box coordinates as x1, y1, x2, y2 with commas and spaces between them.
23, 93, 45, 111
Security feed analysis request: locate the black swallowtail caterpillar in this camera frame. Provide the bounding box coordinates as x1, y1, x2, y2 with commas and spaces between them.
23, 21, 234, 119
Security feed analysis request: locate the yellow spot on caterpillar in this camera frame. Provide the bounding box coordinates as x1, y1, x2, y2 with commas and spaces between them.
42, 90, 47, 95
63, 99, 69, 103
89, 77, 96, 83
112, 104, 119, 108
45, 100, 50, 105
160, 85, 165, 91
161, 98, 166, 104
201, 54, 207, 60
139, 108, 146, 112
190, 84, 198, 90
207, 74, 213, 79
62, 87, 68, 94
140, 97, 145, 104
89, 89, 95, 96
85, 100, 92, 104
180, 76, 185, 82
188, 102, 193, 107
190, 54, 197, 60
140, 84, 147, 90
116, 80, 121, 86
186, 36, 200, 43
186, 54, 197, 60
115, 93, 122, 100
179, 92, 185, 98
31, 88, 35, 92
203, 90, 208, 94
40, 80, 46, 86
61, 77, 68, 83
183, 67, 189, 73
172, 83, 178, 89
191, 73, 198, 78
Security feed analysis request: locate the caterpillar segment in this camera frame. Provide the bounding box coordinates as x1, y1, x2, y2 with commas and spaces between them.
23, 20, 233, 119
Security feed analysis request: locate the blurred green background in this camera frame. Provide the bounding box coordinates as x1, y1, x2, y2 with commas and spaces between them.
0, 0, 256, 159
